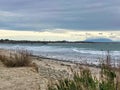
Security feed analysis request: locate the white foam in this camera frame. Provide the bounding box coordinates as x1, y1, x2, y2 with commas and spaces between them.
72, 48, 105, 55
72, 48, 120, 56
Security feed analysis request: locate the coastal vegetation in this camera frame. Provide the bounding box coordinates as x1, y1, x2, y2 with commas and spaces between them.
48, 53, 120, 90
0, 49, 32, 67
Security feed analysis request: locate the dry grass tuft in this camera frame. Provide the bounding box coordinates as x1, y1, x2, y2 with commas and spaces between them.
0, 49, 32, 67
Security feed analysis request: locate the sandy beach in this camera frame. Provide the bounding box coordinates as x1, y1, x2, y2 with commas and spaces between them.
0, 0, 120, 89
0, 49, 101, 90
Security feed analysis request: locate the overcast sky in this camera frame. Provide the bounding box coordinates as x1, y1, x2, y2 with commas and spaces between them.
0, 0, 120, 41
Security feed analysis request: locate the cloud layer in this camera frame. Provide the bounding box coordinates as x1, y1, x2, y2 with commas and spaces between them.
0, 29, 120, 41
0, 0, 120, 31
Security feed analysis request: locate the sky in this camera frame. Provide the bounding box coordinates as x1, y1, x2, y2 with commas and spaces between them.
0, 0, 120, 41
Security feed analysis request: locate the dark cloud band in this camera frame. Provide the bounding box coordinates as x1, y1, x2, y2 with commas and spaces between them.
0, 0, 120, 31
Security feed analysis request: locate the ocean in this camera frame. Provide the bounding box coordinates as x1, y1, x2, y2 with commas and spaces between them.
0, 43, 120, 65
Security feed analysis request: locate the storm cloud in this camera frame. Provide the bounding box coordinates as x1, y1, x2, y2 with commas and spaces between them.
0, 0, 120, 31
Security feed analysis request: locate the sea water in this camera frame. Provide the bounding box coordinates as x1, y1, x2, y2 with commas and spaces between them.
0, 43, 120, 65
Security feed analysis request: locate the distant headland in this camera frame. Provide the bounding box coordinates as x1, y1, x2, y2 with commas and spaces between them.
84, 38, 113, 42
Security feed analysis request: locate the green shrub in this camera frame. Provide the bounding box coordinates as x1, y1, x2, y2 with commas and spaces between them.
99, 64, 116, 90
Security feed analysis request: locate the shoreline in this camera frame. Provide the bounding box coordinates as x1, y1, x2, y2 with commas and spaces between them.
0, 48, 113, 68
32, 54, 101, 68
1, 43, 120, 67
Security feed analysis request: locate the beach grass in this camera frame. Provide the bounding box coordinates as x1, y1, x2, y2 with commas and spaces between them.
48, 65, 119, 90
47, 52, 120, 90
0, 49, 32, 67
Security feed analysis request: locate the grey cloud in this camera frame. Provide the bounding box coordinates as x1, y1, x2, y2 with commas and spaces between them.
0, 0, 120, 31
